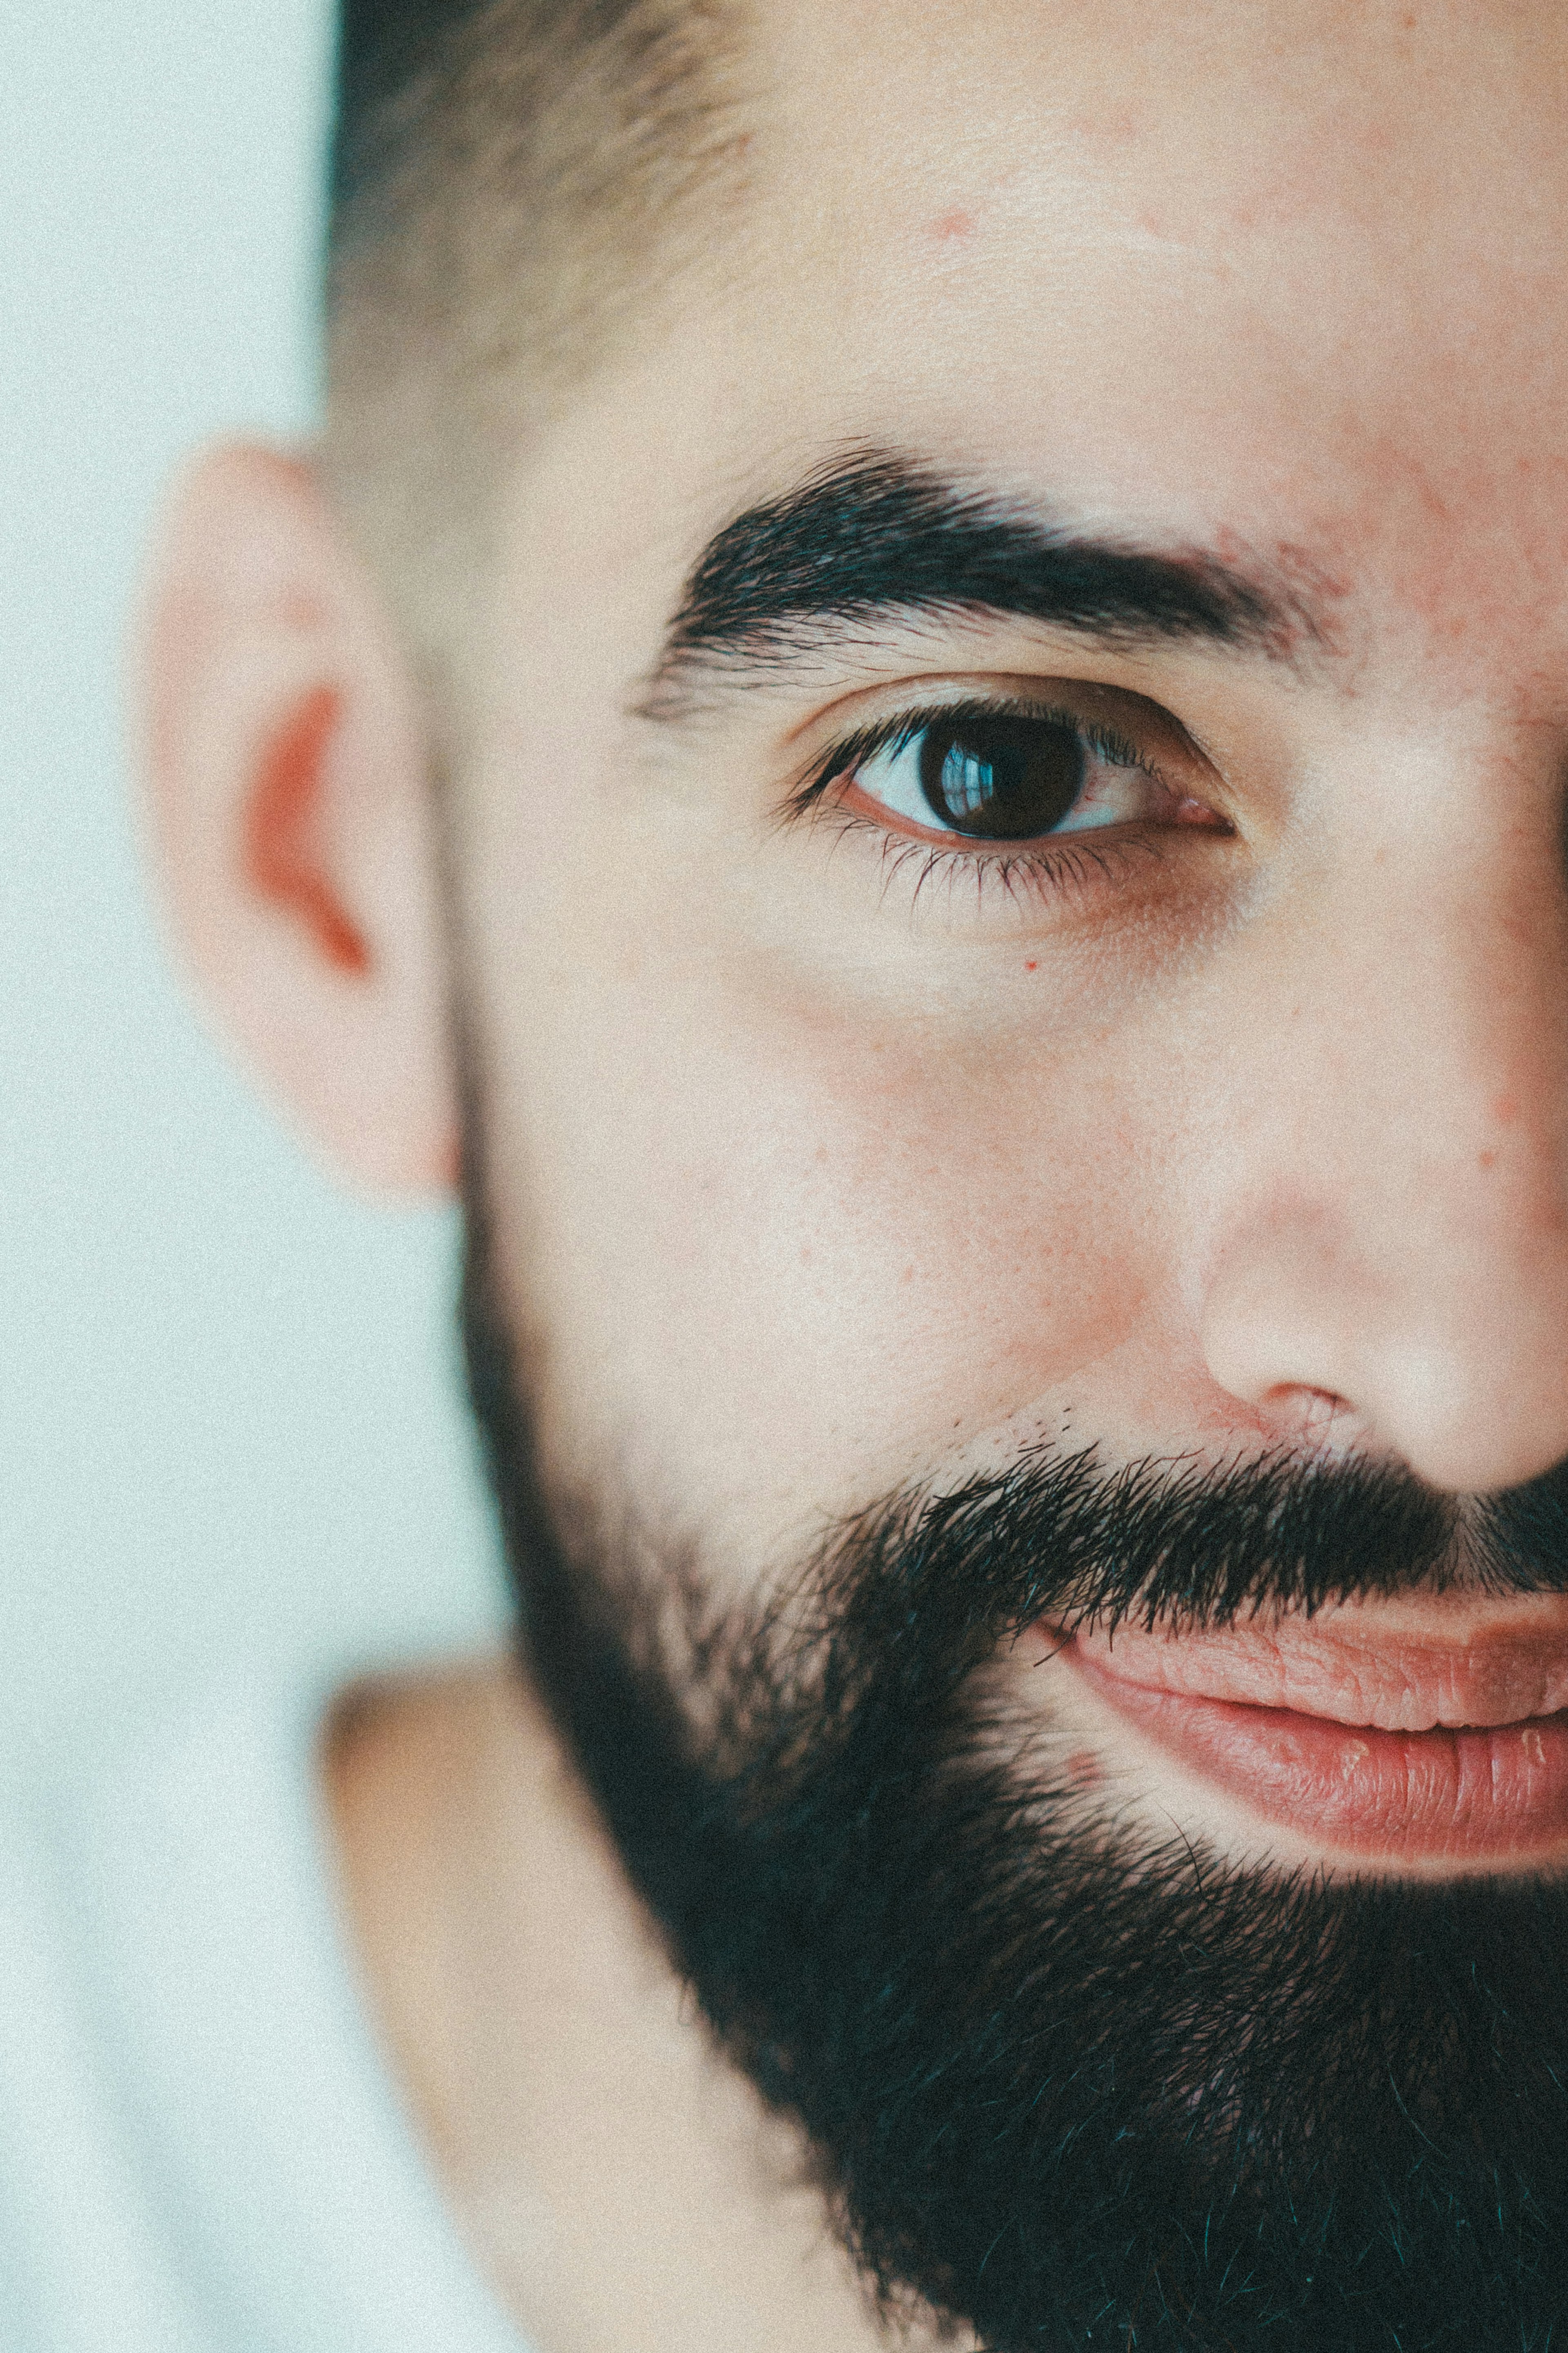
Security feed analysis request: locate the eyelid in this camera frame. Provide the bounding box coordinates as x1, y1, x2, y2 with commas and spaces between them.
786, 691, 1176, 825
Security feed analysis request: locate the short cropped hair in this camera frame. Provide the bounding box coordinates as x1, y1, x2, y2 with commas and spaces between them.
325, 0, 747, 686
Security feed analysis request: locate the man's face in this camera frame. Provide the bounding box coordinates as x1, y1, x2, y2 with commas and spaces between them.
423, 6, 1568, 2337
461, 0, 1568, 1817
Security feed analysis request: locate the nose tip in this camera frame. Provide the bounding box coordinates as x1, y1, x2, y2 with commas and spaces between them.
1199, 1219, 1568, 1496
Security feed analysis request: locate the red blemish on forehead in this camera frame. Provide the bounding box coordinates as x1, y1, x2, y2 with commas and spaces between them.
930, 209, 976, 241
1025, 960, 1038, 972
244, 685, 370, 975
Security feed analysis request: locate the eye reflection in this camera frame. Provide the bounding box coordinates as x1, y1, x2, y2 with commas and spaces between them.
850, 704, 1169, 845
918, 713, 1087, 839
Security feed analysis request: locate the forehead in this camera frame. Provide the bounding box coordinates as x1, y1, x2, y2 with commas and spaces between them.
581, 0, 1568, 694
753, 0, 1568, 376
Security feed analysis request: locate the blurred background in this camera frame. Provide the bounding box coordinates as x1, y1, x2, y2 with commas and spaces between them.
0, 0, 510, 1789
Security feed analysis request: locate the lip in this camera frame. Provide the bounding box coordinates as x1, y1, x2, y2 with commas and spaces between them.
1053, 1615, 1568, 1862
1069, 1611, 1568, 1731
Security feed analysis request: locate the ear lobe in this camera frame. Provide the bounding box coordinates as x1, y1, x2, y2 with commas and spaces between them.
136, 442, 458, 1197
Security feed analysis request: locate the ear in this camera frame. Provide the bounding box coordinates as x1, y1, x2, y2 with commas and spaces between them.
135, 444, 457, 1195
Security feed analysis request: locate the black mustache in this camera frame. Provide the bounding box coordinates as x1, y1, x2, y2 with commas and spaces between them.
819, 1444, 1568, 1653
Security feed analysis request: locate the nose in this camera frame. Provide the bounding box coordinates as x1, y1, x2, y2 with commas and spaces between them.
1198, 787, 1568, 1496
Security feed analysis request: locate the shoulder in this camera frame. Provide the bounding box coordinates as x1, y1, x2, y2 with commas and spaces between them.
0, 1681, 336, 2348
0, 1666, 532, 2353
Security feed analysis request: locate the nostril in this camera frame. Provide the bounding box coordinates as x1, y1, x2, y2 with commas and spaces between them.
1259, 1384, 1358, 1450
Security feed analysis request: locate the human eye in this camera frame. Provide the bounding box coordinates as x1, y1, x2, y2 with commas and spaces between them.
780, 687, 1232, 922
804, 696, 1222, 852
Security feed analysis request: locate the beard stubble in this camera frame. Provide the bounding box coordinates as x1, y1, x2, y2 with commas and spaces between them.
459, 1142, 1568, 2353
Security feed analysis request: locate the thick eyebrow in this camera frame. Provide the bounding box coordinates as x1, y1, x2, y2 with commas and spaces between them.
642, 448, 1323, 719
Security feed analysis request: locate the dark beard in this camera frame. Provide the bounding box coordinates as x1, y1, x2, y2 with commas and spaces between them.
459, 1193, 1568, 2352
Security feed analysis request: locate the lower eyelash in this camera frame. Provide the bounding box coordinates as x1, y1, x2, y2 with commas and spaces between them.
824, 805, 1166, 913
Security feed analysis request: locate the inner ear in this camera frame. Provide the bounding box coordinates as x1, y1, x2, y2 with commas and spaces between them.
243, 683, 370, 977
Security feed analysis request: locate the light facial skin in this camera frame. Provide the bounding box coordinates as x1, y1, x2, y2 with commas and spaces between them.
141, 1, 1568, 2344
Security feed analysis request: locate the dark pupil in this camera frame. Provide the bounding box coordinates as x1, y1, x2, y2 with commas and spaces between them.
918, 714, 1085, 841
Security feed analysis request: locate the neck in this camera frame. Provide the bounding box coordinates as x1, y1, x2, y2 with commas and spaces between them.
323, 1658, 956, 2353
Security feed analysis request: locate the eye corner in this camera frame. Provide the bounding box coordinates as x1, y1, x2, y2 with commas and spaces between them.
774, 678, 1242, 928
1170, 792, 1237, 837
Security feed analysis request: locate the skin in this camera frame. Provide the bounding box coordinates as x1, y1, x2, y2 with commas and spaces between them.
138, 0, 1568, 2342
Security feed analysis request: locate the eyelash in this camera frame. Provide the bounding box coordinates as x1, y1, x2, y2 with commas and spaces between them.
782, 696, 1176, 910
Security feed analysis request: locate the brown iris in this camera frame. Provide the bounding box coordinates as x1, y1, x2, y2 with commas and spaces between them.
918, 713, 1086, 840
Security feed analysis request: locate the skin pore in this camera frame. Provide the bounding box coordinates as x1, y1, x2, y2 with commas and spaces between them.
142, 0, 1568, 2344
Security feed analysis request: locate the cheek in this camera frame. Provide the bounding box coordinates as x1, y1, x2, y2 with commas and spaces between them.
477, 927, 1166, 1560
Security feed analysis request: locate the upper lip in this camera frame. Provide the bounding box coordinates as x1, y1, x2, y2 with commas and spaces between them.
1062, 1601, 1568, 1733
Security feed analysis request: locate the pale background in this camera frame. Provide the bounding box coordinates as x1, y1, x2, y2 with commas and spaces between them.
0, 0, 510, 1787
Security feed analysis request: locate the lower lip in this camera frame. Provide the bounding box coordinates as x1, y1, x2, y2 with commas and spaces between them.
1062, 1641, 1568, 1862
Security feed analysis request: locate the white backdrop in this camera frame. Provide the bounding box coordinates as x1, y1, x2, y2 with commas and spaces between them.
0, 0, 510, 1785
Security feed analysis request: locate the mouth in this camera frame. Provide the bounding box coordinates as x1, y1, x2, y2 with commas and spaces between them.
1040, 1606, 1568, 1866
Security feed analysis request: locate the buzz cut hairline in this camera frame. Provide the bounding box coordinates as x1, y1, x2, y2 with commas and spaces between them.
324, 0, 751, 689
